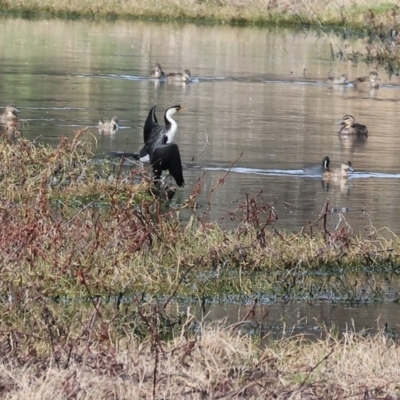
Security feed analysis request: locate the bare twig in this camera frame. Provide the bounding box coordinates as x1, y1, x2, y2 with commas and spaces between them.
206, 152, 243, 212
190, 131, 210, 163
228, 299, 258, 332
299, 347, 334, 389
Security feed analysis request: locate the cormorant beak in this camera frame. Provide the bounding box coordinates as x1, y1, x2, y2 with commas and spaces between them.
177, 106, 186, 112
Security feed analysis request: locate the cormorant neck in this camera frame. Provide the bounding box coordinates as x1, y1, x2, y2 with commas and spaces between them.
164, 107, 178, 143
164, 107, 177, 126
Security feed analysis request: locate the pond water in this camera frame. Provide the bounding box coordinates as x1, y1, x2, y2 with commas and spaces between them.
1, 18, 400, 336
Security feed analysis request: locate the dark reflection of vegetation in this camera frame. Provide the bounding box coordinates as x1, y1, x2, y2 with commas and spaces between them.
325, 6, 400, 75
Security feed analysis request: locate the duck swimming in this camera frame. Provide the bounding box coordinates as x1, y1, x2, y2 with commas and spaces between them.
326, 74, 349, 85
352, 71, 380, 89
167, 69, 191, 83
98, 116, 119, 135
303, 156, 330, 175
150, 63, 166, 79
0, 103, 20, 124
322, 160, 354, 181
337, 115, 368, 136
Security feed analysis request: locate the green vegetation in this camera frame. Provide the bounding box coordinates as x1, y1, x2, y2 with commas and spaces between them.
0, 0, 399, 31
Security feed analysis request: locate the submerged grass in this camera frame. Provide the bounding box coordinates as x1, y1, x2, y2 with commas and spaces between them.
0, 0, 399, 31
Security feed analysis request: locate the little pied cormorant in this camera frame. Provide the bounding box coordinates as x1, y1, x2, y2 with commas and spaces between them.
108, 104, 186, 187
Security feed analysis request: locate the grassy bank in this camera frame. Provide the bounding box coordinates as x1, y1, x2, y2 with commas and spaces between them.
0, 0, 399, 31
1, 133, 400, 303
1, 133, 400, 397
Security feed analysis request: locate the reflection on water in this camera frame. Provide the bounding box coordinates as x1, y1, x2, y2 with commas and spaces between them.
184, 298, 400, 341
171, 272, 400, 341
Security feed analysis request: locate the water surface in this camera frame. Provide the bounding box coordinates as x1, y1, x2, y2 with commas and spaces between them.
2, 19, 400, 234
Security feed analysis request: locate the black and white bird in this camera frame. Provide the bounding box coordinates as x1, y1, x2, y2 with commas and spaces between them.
108, 104, 186, 187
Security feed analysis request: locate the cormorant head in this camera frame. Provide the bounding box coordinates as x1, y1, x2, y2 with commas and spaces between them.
169, 105, 186, 115
171, 104, 186, 112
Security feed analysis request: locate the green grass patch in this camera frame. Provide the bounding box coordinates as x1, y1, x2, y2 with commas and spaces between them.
0, 0, 399, 32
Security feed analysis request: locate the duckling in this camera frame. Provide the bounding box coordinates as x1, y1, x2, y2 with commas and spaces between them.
0, 103, 20, 124
352, 71, 380, 89
150, 63, 166, 79
322, 161, 354, 181
303, 156, 330, 175
167, 69, 191, 83
98, 116, 119, 135
337, 115, 368, 136
326, 74, 349, 85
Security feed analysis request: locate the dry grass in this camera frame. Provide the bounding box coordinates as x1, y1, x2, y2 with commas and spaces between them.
0, 0, 399, 30
0, 325, 399, 399
0, 128, 152, 206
